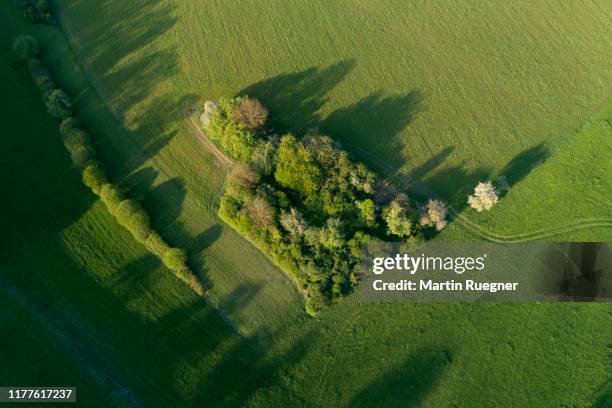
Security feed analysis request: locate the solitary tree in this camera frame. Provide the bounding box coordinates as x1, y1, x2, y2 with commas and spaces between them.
468, 182, 499, 212
12, 35, 39, 60
233, 98, 268, 131
419, 199, 448, 231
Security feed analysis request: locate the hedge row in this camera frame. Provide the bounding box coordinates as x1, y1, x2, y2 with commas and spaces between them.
13, 34, 204, 296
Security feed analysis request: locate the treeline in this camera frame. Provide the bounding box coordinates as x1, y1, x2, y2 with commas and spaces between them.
201, 97, 448, 315
13, 34, 204, 296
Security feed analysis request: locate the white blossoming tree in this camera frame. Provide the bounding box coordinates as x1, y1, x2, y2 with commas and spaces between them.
467, 182, 499, 212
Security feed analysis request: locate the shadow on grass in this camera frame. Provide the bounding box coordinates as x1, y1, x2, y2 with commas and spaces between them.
57, 0, 195, 178
349, 348, 452, 407
239, 60, 423, 176
239, 59, 357, 133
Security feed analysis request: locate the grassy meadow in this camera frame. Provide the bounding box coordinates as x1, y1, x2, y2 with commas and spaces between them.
1, 0, 611, 406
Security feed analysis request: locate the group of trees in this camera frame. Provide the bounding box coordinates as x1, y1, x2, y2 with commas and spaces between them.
203, 97, 449, 315
13, 34, 204, 296
16, 0, 54, 25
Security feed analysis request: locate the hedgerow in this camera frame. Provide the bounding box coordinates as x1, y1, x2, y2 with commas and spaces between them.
14, 34, 205, 296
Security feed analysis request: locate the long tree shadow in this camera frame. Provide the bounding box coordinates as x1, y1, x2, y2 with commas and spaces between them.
497, 142, 549, 188
321, 89, 424, 174
57, 0, 187, 177
238, 59, 356, 133
349, 348, 452, 407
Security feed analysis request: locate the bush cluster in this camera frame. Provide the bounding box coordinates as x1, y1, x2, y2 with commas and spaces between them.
14, 34, 204, 296
16, 0, 53, 24
205, 97, 449, 315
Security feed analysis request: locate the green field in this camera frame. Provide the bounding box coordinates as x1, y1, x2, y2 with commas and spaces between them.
1, 0, 611, 406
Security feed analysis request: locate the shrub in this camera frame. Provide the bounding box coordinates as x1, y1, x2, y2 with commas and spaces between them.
162, 248, 188, 273
419, 199, 448, 231
44, 89, 73, 119
69, 144, 96, 168
12, 35, 39, 60
59, 117, 81, 137
232, 97, 268, 131
16, 0, 53, 24
144, 231, 170, 257
468, 182, 499, 212
99, 183, 124, 214
61, 128, 90, 152
114, 199, 151, 242
207, 98, 256, 161
32, 70, 55, 93
82, 160, 107, 194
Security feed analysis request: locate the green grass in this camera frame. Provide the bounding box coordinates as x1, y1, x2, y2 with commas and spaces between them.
441, 97, 612, 241
1, 0, 611, 406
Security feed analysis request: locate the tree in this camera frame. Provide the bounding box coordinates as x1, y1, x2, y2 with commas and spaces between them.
245, 196, 274, 229
99, 183, 124, 214
82, 160, 107, 194
162, 247, 188, 273
114, 199, 151, 242
356, 199, 377, 228
319, 218, 345, 250
229, 163, 259, 189
468, 182, 499, 212
383, 199, 412, 238
232, 97, 268, 131
279, 208, 307, 238
250, 139, 277, 176
44, 89, 73, 119
419, 199, 448, 231
12, 35, 39, 60
275, 134, 321, 198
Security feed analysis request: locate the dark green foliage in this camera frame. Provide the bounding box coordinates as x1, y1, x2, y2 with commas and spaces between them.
82, 160, 107, 195
44, 88, 73, 119
114, 199, 152, 242
16, 0, 53, 24
12, 35, 39, 59
99, 183, 124, 215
